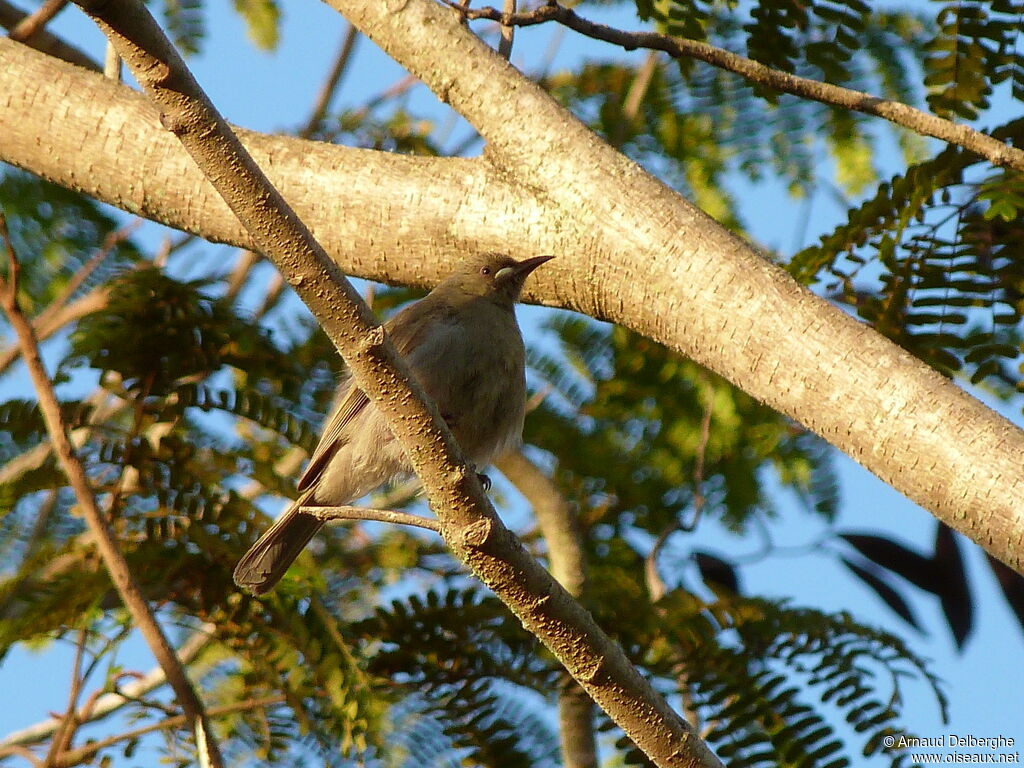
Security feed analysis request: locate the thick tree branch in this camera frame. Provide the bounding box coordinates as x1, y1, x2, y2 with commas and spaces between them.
63, 2, 721, 765
449, 1, 1024, 173
0, 0, 1021, 571
324, 0, 1024, 575
0, 215, 225, 768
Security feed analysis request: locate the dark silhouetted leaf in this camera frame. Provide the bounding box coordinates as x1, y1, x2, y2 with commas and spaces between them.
693, 550, 741, 594
840, 533, 940, 593
985, 553, 1024, 634
839, 557, 922, 631
934, 523, 973, 649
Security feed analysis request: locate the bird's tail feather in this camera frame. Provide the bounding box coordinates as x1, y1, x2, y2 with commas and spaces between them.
233, 494, 323, 595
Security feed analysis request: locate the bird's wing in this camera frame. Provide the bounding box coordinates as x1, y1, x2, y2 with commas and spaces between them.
296, 378, 368, 492
296, 298, 447, 493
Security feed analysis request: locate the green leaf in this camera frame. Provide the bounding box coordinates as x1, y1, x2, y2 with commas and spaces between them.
233, 0, 281, 50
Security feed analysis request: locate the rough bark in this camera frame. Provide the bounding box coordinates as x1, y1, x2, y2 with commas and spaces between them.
60, 1, 723, 764
0, 5, 1022, 580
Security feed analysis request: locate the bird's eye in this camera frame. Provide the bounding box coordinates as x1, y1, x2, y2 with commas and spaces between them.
480, 266, 492, 276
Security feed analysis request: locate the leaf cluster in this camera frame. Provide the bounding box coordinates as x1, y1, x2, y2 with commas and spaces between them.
347, 583, 946, 768
527, 316, 839, 535
640, 590, 947, 768
923, 0, 1024, 119
4, 0, 1017, 744
549, 3, 932, 215
0, 173, 941, 766
790, 121, 1024, 403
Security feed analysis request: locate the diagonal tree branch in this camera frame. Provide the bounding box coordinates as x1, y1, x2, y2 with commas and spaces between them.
448, 1, 1024, 173
65, 1, 722, 765
0, 214, 225, 768
0, 0, 97, 69
0, 0, 1021, 570
319, 0, 1024, 576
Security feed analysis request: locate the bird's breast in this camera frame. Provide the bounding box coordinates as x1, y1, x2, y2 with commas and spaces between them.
407, 303, 526, 464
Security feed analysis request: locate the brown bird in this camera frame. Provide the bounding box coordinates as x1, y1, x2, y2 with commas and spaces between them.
233, 253, 554, 594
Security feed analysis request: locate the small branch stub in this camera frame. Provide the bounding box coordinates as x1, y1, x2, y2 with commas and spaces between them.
460, 517, 495, 548
578, 653, 609, 685
361, 324, 387, 350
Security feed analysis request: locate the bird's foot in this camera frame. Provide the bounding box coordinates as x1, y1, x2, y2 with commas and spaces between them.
476, 472, 492, 491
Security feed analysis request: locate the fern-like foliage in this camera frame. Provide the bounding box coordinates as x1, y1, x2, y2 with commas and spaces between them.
348, 588, 559, 768
0, 171, 140, 318
550, 7, 933, 217
790, 118, 1024, 402
338, 584, 945, 768
528, 317, 839, 534
922, 0, 1024, 119
603, 591, 947, 768
313, 109, 443, 156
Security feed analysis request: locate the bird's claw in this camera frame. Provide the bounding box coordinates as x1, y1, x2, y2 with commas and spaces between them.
476, 472, 492, 491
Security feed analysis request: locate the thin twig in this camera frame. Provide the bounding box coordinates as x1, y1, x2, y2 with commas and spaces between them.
497, 0, 515, 60
621, 51, 657, 124
688, 380, 715, 529
0, 0, 98, 70
8, 0, 68, 42
495, 449, 595, 768
1, 744, 43, 767
48, 696, 284, 768
300, 22, 360, 139
535, 23, 565, 81
643, 379, 714, 600
44, 627, 88, 767
33, 220, 137, 331
613, 49, 658, 147
223, 249, 258, 303
0, 211, 225, 768
0, 287, 109, 376
446, 130, 484, 157
301, 504, 441, 532
445, 0, 1024, 173
103, 39, 121, 80
358, 73, 418, 115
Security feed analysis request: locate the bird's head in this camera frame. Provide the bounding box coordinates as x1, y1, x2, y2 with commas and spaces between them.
442, 253, 555, 306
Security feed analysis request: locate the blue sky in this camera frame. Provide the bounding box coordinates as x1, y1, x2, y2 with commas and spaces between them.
1, 0, 1022, 763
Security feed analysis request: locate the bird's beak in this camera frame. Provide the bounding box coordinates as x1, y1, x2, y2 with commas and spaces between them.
511, 254, 555, 278
495, 254, 555, 284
